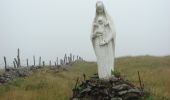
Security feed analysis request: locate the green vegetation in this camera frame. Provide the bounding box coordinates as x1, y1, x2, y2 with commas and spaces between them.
0, 56, 170, 100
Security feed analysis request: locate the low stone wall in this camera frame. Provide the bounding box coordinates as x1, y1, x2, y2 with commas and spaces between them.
0, 66, 38, 84
0, 62, 75, 85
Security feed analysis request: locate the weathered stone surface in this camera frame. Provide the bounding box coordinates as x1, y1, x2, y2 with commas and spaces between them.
91, 1, 116, 79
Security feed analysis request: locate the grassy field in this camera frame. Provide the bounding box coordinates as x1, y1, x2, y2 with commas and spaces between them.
0, 56, 170, 100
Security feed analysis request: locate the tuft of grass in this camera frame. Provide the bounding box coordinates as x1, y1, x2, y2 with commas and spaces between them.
0, 56, 169, 100
111, 70, 121, 77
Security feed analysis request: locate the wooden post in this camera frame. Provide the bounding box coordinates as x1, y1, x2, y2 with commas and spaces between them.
138, 71, 144, 91
33, 56, 35, 66
70, 53, 72, 62
56, 57, 58, 66
77, 55, 79, 60
64, 54, 67, 64
13, 61, 16, 68
4, 56, 7, 71
17, 48, 21, 67
39, 56, 41, 66
49, 60, 51, 67
26, 58, 29, 67
68, 57, 70, 63
14, 58, 18, 68
73, 55, 75, 61
43, 61, 45, 67
55, 62, 57, 67
60, 59, 63, 65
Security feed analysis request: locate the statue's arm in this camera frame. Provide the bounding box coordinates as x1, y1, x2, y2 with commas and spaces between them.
105, 23, 114, 43
91, 23, 98, 40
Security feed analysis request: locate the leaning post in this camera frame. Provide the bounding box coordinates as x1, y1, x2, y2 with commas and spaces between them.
13, 61, 16, 68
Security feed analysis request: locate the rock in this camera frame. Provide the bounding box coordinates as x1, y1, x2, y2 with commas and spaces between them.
118, 90, 128, 96
112, 84, 131, 91
0, 76, 6, 83
72, 98, 79, 100
128, 88, 141, 94
122, 92, 141, 100
111, 97, 122, 100
80, 87, 91, 94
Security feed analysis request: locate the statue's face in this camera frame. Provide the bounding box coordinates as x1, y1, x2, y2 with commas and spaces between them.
98, 17, 104, 25
96, 2, 104, 13
98, 20, 103, 25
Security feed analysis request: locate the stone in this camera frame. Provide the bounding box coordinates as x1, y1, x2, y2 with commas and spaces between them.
127, 88, 141, 94
91, 1, 116, 79
118, 90, 128, 96
111, 98, 122, 100
112, 84, 131, 91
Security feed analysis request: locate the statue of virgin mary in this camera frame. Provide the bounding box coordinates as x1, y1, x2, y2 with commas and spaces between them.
91, 1, 116, 79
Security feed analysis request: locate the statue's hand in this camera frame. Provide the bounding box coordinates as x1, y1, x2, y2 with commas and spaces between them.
104, 21, 109, 26
100, 40, 108, 46
91, 33, 97, 39
93, 23, 98, 27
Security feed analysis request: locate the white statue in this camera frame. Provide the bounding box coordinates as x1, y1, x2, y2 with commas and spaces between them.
91, 1, 116, 79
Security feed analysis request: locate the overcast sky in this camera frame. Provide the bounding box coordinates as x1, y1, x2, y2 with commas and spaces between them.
0, 0, 170, 66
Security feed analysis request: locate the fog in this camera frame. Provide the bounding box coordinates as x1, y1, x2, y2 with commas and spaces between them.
0, 0, 170, 67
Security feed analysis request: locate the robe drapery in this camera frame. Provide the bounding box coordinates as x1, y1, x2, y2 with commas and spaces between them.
91, 1, 116, 79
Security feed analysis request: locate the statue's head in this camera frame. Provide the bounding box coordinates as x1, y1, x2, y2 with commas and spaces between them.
96, 1, 104, 14
97, 16, 104, 25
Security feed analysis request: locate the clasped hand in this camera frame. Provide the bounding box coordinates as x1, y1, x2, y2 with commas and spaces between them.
100, 40, 108, 46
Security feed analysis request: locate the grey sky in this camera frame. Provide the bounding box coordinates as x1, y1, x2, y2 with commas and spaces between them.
0, 0, 170, 66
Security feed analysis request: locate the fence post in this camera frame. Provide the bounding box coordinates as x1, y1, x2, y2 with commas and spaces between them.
73, 55, 75, 62
49, 60, 51, 67
43, 61, 45, 67
17, 48, 21, 67
33, 56, 35, 66
55, 62, 57, 67
70, 53, 72, 62
26, 58, 29, 67
4, 56, 7, 71
39, 56, 41, 66
60, 59, 63, 65
13, 61, 16, 68
67, 56, 70, 63
56, 57, 58, 66
64, 54, 67, 64
77, 55, 79, 60
14, 58, 18, 68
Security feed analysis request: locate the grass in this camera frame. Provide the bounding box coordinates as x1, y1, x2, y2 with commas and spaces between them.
0, 56, 169, 100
